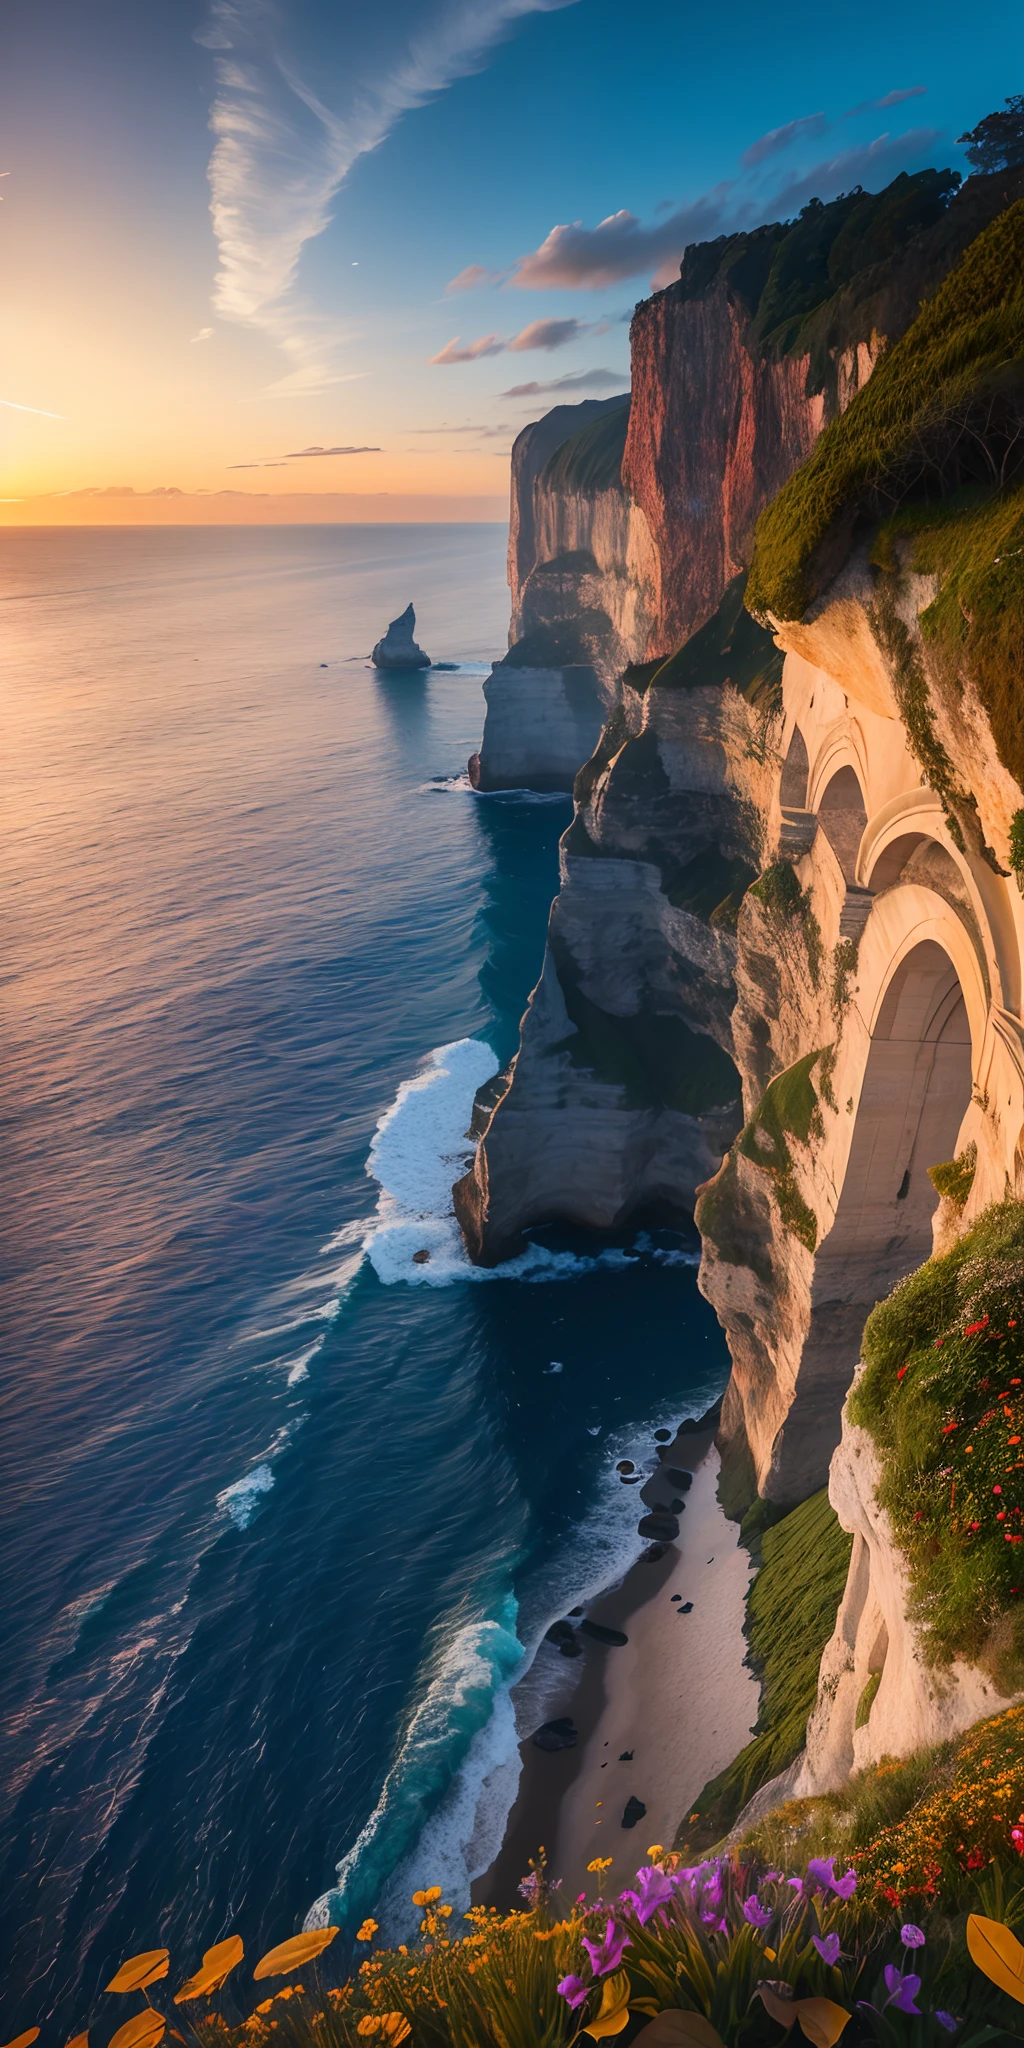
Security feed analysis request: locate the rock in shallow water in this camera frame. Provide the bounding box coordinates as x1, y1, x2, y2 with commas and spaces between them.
622, 1795, 647, 1828
579, 1619, 628, 1647
371, 603, 430, 669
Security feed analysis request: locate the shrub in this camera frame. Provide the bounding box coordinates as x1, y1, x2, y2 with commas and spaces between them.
850, 1200, 1024, 1676
746, 201, 1024, 622
928, 1144, 978, 1209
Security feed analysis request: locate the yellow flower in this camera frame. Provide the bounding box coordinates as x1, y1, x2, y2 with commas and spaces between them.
356, 1921, 378, 1943
587, 1858, 613, 1874
646, 1845, 664, 1861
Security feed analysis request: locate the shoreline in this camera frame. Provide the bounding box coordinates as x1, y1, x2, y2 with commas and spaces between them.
475, 1419, 759, 1906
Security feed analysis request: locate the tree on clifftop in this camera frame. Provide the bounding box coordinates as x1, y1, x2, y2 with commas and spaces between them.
958, 93, 1024, 173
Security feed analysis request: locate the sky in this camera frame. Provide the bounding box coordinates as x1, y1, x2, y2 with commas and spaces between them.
2, 0, 1022, 521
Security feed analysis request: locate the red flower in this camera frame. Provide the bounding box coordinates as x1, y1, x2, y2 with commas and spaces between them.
995, 1485, 1003, 1494
897, 1366, 909, 1380
965, 1318, 990, 1336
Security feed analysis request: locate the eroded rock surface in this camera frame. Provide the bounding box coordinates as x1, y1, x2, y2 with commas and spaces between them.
371, 603, 430, 669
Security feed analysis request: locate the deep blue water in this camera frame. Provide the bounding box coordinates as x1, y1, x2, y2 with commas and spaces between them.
0, 525, 729, 2033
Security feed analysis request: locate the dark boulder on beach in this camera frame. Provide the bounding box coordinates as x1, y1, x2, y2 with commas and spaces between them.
545, 1620, 581, 1654
622, 1795, 647, 1828
639, 1542, 666, 1562
664, 1468, 693, 1490
579, 1619, 628, 1647
638, 1511, 679, 1541
532, 1716, 578, 1752
679, 1601, 693, 1613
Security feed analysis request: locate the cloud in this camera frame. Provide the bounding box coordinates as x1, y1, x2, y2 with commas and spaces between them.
429, 333, 506, 362
499, 367, 628, 397
284, 443, 381, 455
507, 189, 735, 291
1, 395, 65, 417
506, 316, 586, 351
196, 0, 581, 394
845, 86, 927, 116
191, 327, 214, 342
446, 262, 507, 290
767, 126, 942, 215
412, 421, 511, 434
741, 112, 827, 168
428, 316, 587, 361
504, 123, 943, 294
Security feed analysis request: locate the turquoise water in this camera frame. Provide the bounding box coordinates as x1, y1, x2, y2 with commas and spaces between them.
0, 524, 729, 2030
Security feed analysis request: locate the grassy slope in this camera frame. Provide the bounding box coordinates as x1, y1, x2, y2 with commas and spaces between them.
746, 200, 1024, 622
676, 1489, 853, 1851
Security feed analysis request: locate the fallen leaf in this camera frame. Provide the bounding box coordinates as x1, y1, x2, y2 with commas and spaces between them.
106, 1953, 170, 1994
631, 2012, 725, 2048
968, 1914, 1024, 2004
584, 1971, 632, 2040
793, 1997, 851, 2047
253, 1928, 339, 1981
108, 2011, 166, 2048
174, 1936, 244, 2003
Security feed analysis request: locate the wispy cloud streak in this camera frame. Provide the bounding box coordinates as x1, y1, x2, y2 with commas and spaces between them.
197, 0, 580, 394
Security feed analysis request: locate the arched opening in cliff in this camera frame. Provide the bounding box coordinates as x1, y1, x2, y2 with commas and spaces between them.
769, 939, 973, 1499
780, 727, 809, 806
816, 765, 868, 882
824, 938, 972, 1298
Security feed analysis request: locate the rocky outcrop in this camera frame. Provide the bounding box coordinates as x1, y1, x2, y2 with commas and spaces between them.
791, 1409, 1017, 1793
371, 603, 430, 669
474, 661, 613, 794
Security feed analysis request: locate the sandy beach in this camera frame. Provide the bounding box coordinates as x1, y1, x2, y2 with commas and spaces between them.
477, 1427, 759, 1906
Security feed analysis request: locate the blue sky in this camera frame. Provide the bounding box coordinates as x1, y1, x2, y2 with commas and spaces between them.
3, 0, 1022, 507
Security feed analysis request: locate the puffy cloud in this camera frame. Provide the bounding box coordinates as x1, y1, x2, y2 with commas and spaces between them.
507, 189, 734, 291
429, 333, 506, 362
741, 112, 827, 168
499, 367, 628, 396
190, 327, 214, 342
196, 0, 581, 394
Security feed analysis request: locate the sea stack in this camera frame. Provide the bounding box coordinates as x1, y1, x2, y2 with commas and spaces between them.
371, 603, 430, 669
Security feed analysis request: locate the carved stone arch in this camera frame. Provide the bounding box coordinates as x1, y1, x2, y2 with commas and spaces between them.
780, 724, 810, 806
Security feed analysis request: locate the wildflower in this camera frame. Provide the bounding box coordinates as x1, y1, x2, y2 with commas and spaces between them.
935, 2013, 960, 2033
621, 1865, 676, 1925
742, 1897, 774, 1930
813, 1934, 841, 1965
646, 1844, 664, 1860
884, 1966, 922, 2015
583, 1918, 631, 1977
832, 1868, 857, 1900
557, 1975, 591, 2010
900, 1924, 925, 1948
356, 1921, 378, 1943
587, 1858, 613, 1874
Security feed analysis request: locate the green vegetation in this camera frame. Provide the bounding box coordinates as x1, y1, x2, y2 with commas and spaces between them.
746, 201, 1024, 622
928, 1143, 978, 1208
694, 1150, 775, 1288
679, 1489, 853, 1850
539, 399, 630, 497
850, 1200, 1024, 1681
874, 484, 1024, 789
855, 1671, 883, 1730
831, 938, 859, 1026
749, 861, 823, 989
640, 575, 784, 709
1011, 808, 1024, 885
737, 1701, 1024, 1918
735, 1051, 825, 1253
959, 93, 1024, 175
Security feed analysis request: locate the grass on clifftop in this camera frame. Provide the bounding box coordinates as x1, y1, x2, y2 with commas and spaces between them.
540, 399, 630, 497
850, 1200, 1024, 1686
736, 1700, 1024, 1913
678, 1488, 853, 1852
746, 200, 1024, 622
873, 482, 1024, 787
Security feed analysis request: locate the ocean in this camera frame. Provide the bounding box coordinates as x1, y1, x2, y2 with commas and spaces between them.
0, 524, 729, 2030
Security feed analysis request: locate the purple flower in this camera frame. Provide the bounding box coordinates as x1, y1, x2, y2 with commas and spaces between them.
763, 1870, 783, 1883
621, 1864, 677, 1926
884, 1966, 922, 2015
935, 2013, 959, 2033
900, 1923, 926, 1949
807, 1858, 836, 1893
582, 1918, 631, 1978
742, 1896, 774, 1930
787, 1877, 804, 1892
813, 1934, 841, 1966
558, 1975, 591, 2010
831, 1868, 857, 1901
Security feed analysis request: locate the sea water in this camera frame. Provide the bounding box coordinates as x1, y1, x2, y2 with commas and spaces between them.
0, 525, 729, 2028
